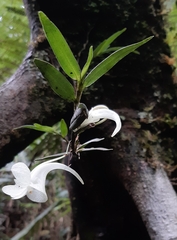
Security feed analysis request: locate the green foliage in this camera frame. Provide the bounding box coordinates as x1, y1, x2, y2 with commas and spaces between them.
83, 36, 153, 88
93, 28, 126, 57
0, 0, 29, 84
15, 119, 68, 138
34, 59, 76, 101
81, 46, 93, 79
16, 123, 58, 134
25, 125, 64, 160
5, 6, 25, 16
36, 11, 153, 105
165, 2, 177, 74
38, 11, 81, 81
59, 119, 68, 138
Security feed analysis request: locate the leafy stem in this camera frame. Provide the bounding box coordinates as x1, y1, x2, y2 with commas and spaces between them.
33, 11, 153, 156
36, 11, 153, 106
75, 82, 84, 107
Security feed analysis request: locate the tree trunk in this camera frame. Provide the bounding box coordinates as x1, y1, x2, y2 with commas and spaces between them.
1, 0, 177, 239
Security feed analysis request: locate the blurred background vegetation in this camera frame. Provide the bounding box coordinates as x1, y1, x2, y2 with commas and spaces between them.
0, 0, 29, 85
0, 1, 71, 239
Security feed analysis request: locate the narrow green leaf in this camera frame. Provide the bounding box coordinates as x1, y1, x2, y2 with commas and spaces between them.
15, 123, 56, 134
81, 46, 93, 79
93, 28, 126, 57
38, 11, 81, 81
59, 119, 68, 137
104, 47, 121, 53
84, 36, 153, 88
105, 47, 140, 55
34, 59, 75, 102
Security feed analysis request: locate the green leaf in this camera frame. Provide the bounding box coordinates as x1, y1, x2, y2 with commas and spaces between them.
104, 47, 140, 55
16, 120, 68, 137
38, 11, 81, 81
84, 36, 153, 88
104, 47, 121, 53
34, 59, 75, 102
93, 28, 126, 57
59, 119, 68, 137
15, 123, 57, 134
81, 46, 93, 79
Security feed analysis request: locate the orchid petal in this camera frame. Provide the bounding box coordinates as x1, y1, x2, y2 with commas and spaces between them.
35, 152, 67, 161
2, 185, 27, 199
93, 108, 121, 137
31, 162, 84, 186
37, 154, 66, 163
11, 162, 31, 187
77, 138, 104, 150
91, 105, 109, 111
80, 147, 113, 152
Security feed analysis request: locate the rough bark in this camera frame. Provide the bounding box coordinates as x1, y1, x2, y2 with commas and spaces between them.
1, 0, 177, 239
0, 0, 71, 166
66, 117, 177, 240
114, 125, 177, 240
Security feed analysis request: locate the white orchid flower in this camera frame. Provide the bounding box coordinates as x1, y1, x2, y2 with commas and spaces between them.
74, 105, 121, 137
2, 161, 84, 203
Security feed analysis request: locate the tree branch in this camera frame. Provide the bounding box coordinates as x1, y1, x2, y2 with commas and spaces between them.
132, 167, 177, 240
114, 126, 177, 240
23, 0, 41, 41
0, 0, 70, 167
